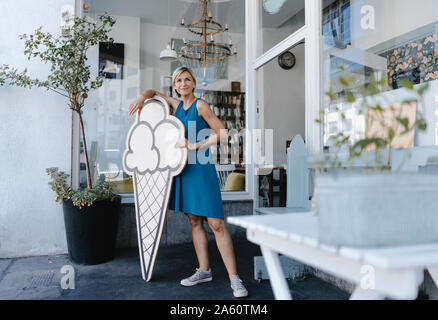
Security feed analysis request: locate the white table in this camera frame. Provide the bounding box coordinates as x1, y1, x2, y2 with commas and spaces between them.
227, 212, 438, 300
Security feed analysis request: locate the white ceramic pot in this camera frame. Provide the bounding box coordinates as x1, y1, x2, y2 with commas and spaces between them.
316, 172, 438, 247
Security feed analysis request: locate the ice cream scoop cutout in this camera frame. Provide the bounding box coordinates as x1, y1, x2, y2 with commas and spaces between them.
123, 96, 187, 281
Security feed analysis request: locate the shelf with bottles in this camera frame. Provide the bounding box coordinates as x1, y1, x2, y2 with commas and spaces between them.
201, 91, 245, 124
199, 90, 246, 165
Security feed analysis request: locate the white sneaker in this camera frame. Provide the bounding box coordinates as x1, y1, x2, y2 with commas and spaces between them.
230, 275, 248, 298
180, 268, 213, 286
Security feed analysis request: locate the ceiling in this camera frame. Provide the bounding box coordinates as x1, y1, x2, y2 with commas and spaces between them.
87, 0, 305, 33
262, 0, 305, 29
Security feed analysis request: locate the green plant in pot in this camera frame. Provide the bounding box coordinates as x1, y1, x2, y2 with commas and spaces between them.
0, 14, 122, 264
313, 66, 438, 248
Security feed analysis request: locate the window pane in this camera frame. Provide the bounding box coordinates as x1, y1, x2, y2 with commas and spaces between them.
322, 0, 438, 150
81, 0, 246, 193
260, 0, 305, 57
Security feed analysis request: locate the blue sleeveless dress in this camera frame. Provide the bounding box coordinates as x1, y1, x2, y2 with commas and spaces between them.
168, 98, 225, 220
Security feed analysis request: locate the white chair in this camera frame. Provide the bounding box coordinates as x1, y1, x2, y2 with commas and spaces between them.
254, 134, 311, 280
256, 134, 310, 214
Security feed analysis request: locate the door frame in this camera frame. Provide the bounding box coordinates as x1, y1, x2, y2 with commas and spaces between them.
245, 0, 323, 209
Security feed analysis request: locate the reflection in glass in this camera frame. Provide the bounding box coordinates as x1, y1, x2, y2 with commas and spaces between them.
322, 0, 438, 149
81, 0, 246, 193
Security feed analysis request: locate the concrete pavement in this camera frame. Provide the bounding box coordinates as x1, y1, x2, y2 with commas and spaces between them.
0, 239, 349, 300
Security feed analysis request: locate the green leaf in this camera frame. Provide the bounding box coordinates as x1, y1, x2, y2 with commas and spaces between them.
339, 76, 351, 86
346, 91, 356, 103
375, 105, 383, 112
351, 138, 387, 154
396, 116, 409, 130
415, 118, 427, 131
398, 79, 414, 90
326, 89, 336, 100
376, 78, 387, 86
388, 127, 395, 140
368, 82, 381, 95
416, 83, 430, 96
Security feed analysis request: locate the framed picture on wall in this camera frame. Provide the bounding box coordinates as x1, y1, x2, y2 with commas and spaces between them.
99, 42, 124, 79
379, 31, 438, 89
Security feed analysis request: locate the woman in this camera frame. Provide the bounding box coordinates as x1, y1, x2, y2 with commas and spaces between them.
128, 66, 248, 298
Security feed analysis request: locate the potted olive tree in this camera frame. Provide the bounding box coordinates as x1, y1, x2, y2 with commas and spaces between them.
0, 14, 121, 264
314, 67, 438, 248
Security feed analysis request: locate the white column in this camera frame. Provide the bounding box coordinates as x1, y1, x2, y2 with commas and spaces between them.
305, 0, 323, 155
245, 0, 260, 207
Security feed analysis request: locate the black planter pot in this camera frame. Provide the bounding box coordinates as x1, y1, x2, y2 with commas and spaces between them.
62, 197, 121, 265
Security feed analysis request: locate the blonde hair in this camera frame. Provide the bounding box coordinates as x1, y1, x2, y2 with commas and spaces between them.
172, 66, 197, 97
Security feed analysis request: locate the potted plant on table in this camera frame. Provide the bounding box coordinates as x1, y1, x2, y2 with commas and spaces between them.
313, 67, 438, 248
0, 14, 121, 264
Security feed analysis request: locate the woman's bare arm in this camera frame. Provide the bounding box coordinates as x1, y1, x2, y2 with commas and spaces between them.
194, 99, 228, 150
128, 89, 180, 116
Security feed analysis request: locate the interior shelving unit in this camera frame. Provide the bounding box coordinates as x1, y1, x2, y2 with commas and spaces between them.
198, 90, 246, 166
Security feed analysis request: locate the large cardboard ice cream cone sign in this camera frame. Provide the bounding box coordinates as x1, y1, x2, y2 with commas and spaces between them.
123, 96, 187, 282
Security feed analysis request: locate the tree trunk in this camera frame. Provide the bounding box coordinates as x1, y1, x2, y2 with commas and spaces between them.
77, 110, 92, 189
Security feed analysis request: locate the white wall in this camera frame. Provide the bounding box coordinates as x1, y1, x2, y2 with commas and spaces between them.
262, 44, 306, 167
0, 0, 75, 258
351, 0, 438, 49
261, 23, 306, 167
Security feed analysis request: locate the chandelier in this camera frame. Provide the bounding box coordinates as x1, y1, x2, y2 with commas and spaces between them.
179, 0, 236, 69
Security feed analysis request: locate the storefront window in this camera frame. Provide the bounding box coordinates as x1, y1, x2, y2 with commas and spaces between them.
80, 0, 246, 194
322, 0, 438, 149
260, 0, 305, 56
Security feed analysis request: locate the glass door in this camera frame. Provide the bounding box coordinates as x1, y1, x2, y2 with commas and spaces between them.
246, 0, 322, 209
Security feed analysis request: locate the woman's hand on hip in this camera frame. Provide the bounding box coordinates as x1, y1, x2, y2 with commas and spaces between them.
177, 138, 197, 150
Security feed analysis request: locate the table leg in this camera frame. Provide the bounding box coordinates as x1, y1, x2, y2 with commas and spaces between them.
349, 286, 385, 300
260, 245, 292, 300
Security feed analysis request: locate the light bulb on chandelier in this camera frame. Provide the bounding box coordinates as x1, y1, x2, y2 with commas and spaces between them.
177, 0, 236, 70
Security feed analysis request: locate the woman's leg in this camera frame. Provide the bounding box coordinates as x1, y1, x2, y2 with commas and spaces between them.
207, 217, 237, 278
187, 213, 210, 270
